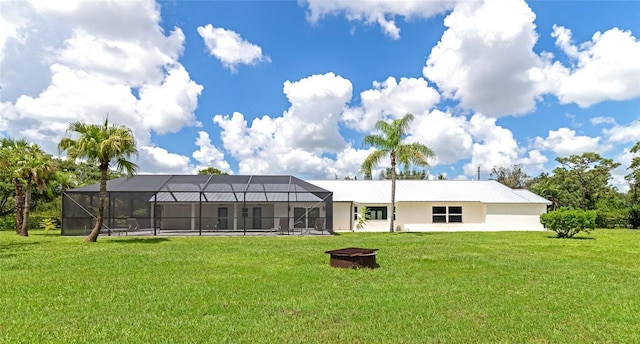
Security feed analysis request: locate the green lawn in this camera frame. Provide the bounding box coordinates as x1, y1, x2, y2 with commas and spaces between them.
1, 229, 639, 343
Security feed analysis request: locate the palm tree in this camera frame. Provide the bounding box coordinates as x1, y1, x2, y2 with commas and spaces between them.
360, 113, 435, 232
58, 119, 138, 242
0, 138, 29, 234
18, 145, 55, 236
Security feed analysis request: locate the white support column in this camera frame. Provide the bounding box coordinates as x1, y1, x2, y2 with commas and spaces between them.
233, 204, 237, 230
191, 203, 196, 230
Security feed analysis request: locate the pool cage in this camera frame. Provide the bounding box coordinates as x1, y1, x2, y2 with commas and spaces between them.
61, 175, 333, 236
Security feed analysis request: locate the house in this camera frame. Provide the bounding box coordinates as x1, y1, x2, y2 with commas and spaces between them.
61, 175, 550, 236
309, 180, 551, 232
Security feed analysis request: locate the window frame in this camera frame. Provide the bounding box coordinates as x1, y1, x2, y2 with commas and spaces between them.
432, 206, 463, 223
367, 206, 388, 220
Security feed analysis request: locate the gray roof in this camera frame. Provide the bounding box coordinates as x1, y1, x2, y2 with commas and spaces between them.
68, 175, 332, 203
308, 180, 551, 205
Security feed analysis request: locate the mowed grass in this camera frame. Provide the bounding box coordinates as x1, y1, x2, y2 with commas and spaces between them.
1, 229, 639, 343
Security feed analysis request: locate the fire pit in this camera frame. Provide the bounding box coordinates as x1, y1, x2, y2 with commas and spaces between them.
324, 247, 379, 269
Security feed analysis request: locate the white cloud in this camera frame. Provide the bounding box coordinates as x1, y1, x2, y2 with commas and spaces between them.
463, 114, 521, 176
212, 73, 368, 178
213, 113, 337, 177
533, 128, 605, 157
551, 25, 579, 59
423, 0, 562, 117
0, 0, 203, 160
341, 77, 440, 132
138, 146, 193, 174
29, 0, 164, 43
213, 111, 351, 178
208, 74, 351, 173
281, 72, 352, 153
301, 0, 455, 39
553, 26, 640, 107
192, 131, 231, 173
207, 67, 544, 180
0, 0, 29, 62
27, 0, 81, 12
328, 146, 377, 179
517, 149, 548, 175
57, 29, 184, 86
410, 109, 472, 165
603, 120, 640, 144
0, 102, 11, 132
137, 65, 203, 134
422, 1, 640, 116
12, 63, 146, 145
394, 109, 540, 179
197, 24, 270, 72
590, 116, 617, 126
203, 68, 545, 180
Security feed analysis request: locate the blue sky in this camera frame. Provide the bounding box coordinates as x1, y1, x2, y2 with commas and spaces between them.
1, 0, 639, 188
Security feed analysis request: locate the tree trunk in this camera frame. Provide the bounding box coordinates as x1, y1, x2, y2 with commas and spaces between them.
390, 152, 396, 233
85, 163, 108, 242
14, 180, 24, 235
18, 177, 32, 237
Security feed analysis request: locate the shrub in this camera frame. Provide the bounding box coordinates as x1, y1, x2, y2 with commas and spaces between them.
354, 206, 369, 231
0, 215, 15, 231
596, 207, 629, 228
629, 204, 640, 229
39, 218, 58, 234
540, 208, 597, 238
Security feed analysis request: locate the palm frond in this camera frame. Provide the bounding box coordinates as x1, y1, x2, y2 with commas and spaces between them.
360, 150, 387, 175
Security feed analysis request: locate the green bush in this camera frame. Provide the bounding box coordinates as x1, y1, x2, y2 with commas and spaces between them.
596, 207, 629, 228
0, 215, 15, 231
540, 208, 597, 238
28, 208, 61, 229
629, 204, 640, 229
0, 211, 61, 231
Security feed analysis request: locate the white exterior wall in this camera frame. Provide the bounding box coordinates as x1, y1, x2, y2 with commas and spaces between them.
400, 202, 486, 232
274, 203, 288, 218
360, 219, 391, 232
332, 202, 352, 231
485, 204, 546, 231
161, 204, 191, 230
334, 201, 546, 232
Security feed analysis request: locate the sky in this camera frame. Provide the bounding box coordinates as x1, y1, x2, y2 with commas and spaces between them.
1, 0, 639, 189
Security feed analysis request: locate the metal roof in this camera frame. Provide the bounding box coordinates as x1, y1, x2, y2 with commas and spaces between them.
308, 180, 551, 205
67, 175, 332, 203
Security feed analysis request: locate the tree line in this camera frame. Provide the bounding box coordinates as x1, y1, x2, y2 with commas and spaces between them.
490, 148, 640, 228
1, 116, 639, 240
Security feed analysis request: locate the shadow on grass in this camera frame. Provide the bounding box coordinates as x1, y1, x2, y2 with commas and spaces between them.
546, 236, 595, 240
0, 252, 17, 259
1, 240, 42, 249
393, 232, 435, 236
31, 231, 61, 237
105, 237, 170, 244
335, 231, 435, 236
